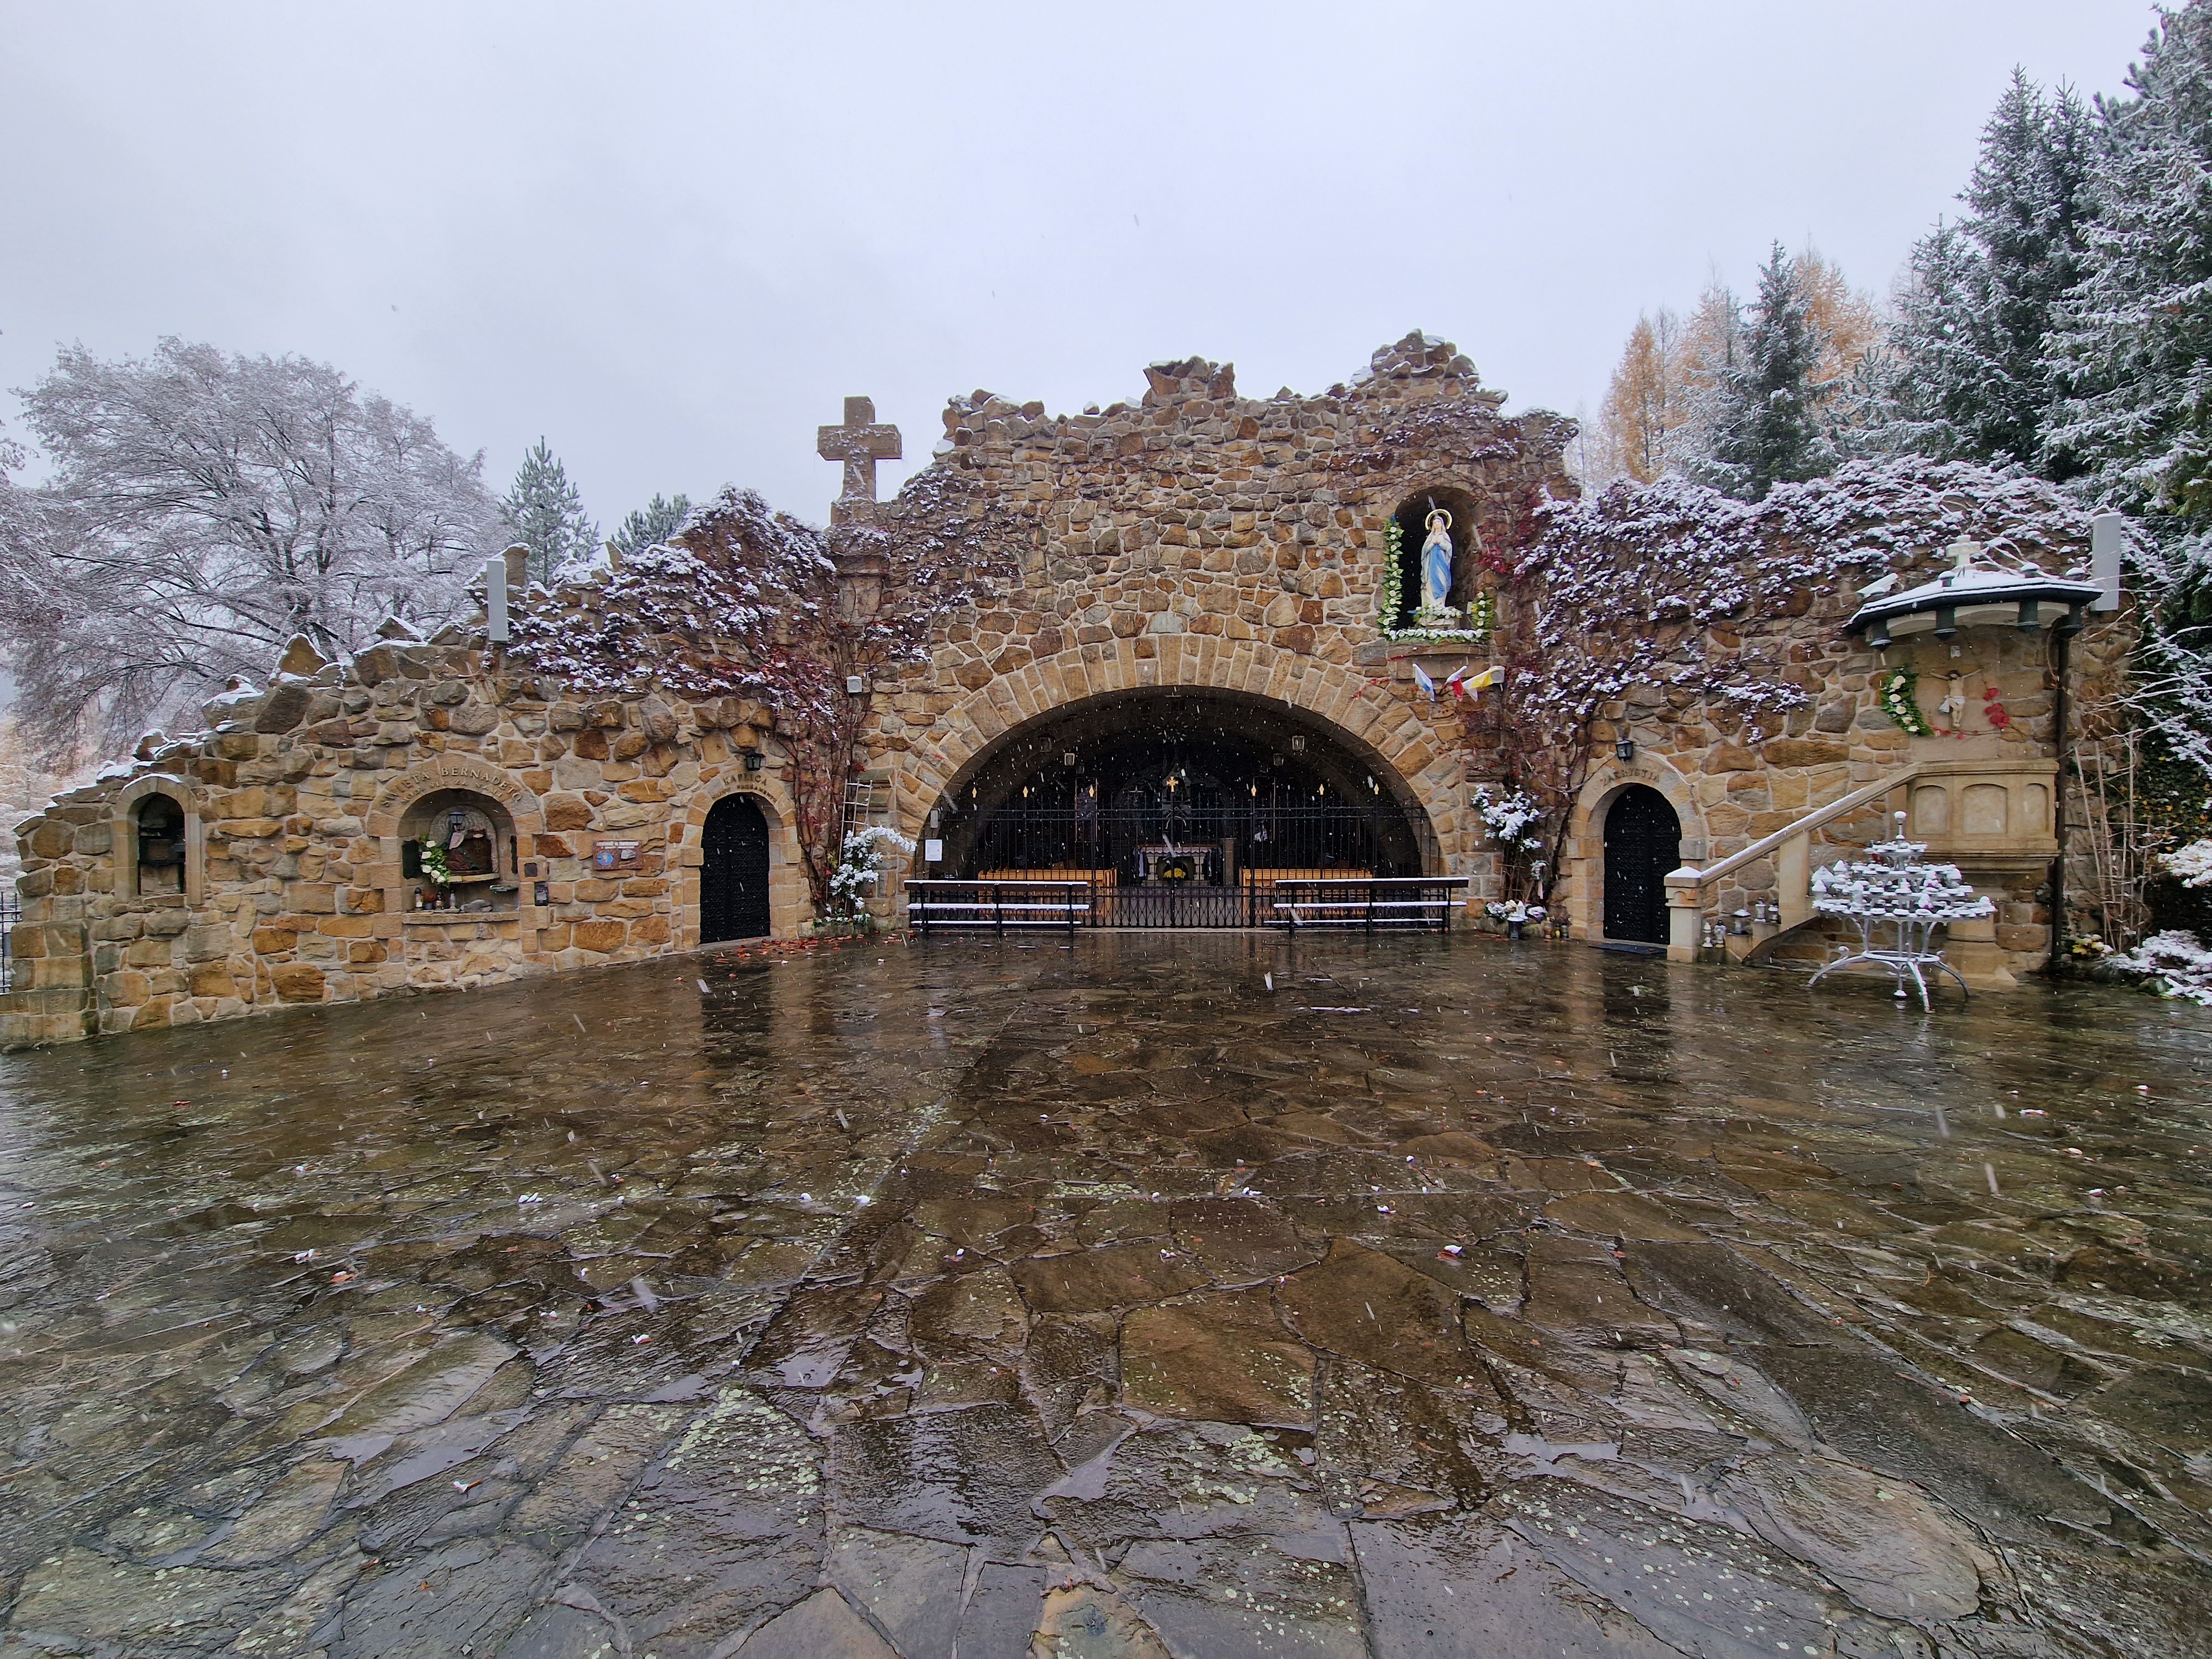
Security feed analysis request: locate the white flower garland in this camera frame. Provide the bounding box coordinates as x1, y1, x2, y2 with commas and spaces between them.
1378, 519, 1491, 643
1879, 667, 1932, 737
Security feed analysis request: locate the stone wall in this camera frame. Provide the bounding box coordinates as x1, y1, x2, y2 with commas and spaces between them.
4, 633, 807, 1044
862, 333, 1574, 891
1, 332, 2138, 1047
1546, 505, 2124, 978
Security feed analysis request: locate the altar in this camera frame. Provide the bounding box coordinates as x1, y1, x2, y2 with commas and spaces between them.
1135, 843, 1230, 884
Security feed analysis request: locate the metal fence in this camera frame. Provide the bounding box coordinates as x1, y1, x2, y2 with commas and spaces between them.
0, 888, 18, 993
959, 802, 1420, 885
906, 875, 1467, 935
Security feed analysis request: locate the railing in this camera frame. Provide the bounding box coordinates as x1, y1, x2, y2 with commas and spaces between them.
1092, 883, 1249, 928
1270, 877, 1468, 932
906, 875, 1468, 933
0, 888, 18, 993
907, 880, 1091, 934
1662, 765, 1923, 962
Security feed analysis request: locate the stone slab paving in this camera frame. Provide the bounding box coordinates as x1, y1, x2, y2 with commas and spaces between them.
0, 933, 2208, 1657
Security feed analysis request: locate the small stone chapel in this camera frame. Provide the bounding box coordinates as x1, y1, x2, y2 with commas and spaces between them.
2, 332, 2127, 1047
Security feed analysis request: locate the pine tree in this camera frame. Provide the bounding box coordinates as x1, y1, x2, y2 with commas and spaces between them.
1975, 75, 2096, 467
499, 439, 598, 587
1668, 279, 1745, 477
1865, 221, 1996, 459
610, 492, 692, 560
1701, 246, 1832, 500
1877, 71, 2098, 467
2045, 1, 2212, 782
2047, 2, 2212, 518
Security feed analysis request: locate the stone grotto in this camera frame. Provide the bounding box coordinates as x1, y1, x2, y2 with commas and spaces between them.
1, 332, 2130, 1047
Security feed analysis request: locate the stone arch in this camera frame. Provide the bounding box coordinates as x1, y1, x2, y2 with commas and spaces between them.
111, 773, 205, 905
1561, 755, 1703, 944
897, 640, 1462, 833
671, 765, 810, 945
366, 755, 545, 931
884, 637, 1470, 902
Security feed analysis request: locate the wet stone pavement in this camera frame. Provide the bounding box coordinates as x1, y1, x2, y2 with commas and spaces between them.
1, 936, 2210, 1659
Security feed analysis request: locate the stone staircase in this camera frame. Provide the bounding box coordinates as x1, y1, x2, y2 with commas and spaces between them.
1662, 758, 2059, 989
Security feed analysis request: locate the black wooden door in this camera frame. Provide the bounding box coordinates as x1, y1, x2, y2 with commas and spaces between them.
702, 795, 771, 942
1603, 785, 1680, 945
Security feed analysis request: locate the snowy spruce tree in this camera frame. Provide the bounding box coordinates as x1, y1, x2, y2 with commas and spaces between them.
500, 439, 599, 587
2047, 3, 2212, 528
609, 492, 692, 560
1697, 246, 1832, 500
1875, 72, 2096, 467
2044, 0, 2212, 780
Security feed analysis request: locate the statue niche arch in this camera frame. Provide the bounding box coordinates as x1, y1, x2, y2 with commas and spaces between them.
400, 789, 520, 911
923, 688, 1436, 919
111, 775, 203, 905
1390, 484, 1490, 629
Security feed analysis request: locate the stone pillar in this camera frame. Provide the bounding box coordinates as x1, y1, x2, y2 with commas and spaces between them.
1664, 872, 1703, 964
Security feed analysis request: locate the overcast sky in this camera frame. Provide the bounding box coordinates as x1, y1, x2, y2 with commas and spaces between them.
0, 2, 2158, 530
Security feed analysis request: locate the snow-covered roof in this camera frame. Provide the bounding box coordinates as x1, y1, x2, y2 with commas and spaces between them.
1845, 541, 2102, 643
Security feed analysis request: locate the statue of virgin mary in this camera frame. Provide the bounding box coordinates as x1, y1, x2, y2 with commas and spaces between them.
1419, 506, 1455, 618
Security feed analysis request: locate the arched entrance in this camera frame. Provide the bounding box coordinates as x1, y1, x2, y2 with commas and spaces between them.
1603, 785, 1681, 944
701, 795, 771, 942
924, 688, 1436, 925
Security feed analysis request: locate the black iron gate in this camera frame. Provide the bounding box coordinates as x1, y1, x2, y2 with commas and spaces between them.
701, 795, 771, 942
962, 802, 1410, 883
1603, 785, 1680, 945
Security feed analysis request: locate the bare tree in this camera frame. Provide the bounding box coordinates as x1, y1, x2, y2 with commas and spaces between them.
1, 339, 498, 759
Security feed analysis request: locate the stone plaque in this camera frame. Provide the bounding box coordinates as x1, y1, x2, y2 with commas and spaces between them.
593, 839, 643, 870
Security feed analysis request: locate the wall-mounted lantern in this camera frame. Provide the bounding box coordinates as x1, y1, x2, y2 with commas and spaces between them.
1615, 737, 1636, 763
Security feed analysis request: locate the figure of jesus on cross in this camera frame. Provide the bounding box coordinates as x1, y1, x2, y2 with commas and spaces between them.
818, 397, 902, 525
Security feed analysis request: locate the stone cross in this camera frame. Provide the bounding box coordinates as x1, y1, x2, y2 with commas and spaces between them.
818, 396, 901, 524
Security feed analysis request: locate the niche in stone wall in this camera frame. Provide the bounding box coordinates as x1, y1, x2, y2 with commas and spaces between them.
1390, 485, 1490, 630
400, 789, 519, 911
134, 794, 186, 895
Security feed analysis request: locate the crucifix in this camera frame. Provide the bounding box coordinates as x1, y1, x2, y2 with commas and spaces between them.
817, 396, 902, 525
